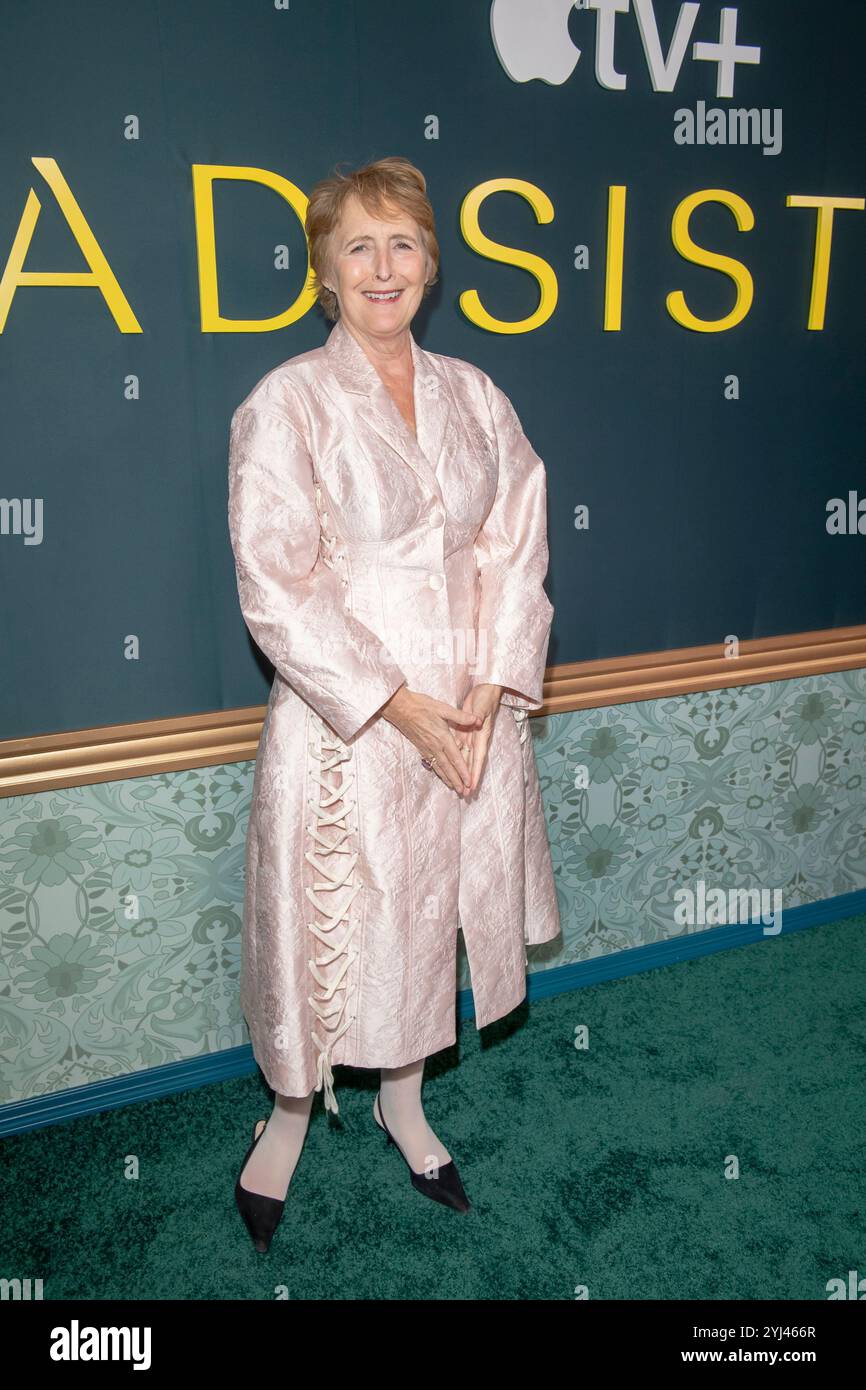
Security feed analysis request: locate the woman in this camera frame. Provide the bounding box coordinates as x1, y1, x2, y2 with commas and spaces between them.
228, 156, 560, 1250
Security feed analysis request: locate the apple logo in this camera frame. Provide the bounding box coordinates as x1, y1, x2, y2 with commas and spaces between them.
490, 0, 582, 85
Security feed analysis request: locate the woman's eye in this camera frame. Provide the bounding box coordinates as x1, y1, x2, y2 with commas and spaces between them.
349, 242, 414, 252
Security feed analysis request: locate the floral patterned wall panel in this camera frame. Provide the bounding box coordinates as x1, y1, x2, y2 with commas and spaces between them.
1, 671, 864, 1105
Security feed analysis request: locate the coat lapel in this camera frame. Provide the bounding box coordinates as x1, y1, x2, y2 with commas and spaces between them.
322, 316, 451, 500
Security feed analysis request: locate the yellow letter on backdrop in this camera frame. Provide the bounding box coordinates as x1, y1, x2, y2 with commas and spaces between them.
667, 189, 754, 332
604, 185, 627, 331
459, 177, 557, 334
0, 157, 141, 332
787, 194, 865, 330
193, 165, 316, 331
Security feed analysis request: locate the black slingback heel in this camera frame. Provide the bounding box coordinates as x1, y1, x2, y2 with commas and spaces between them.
234, 1118, 286, 1253
373, 1090, 471, 1212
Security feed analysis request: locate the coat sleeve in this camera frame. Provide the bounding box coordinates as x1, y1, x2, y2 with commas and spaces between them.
228, 397, 407, 743
469, 383, 554, 712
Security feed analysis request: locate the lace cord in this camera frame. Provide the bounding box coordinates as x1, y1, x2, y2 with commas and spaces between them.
304, 699, 361, 1114
298, 477, 365, 1112
314, 480, 348, 588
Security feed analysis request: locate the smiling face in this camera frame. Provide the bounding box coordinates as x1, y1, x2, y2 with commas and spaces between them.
325, 192, 429, 345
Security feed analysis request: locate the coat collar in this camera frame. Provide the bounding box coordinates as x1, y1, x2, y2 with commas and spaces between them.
322, 315, 450, 499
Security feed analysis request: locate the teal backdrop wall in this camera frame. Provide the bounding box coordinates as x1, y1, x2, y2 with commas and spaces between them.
1, 0, 865, 740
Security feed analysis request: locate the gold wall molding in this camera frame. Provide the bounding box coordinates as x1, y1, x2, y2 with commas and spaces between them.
2, 624, 865, 798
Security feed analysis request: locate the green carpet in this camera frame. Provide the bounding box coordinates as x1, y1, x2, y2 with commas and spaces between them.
2, 915, 864, 1300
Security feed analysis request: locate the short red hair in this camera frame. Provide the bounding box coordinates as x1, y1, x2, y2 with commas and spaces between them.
306, 155, 440, 322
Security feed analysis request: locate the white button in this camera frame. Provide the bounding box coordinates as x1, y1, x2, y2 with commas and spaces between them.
429, 507, 445, 528
428, 573, 444, 591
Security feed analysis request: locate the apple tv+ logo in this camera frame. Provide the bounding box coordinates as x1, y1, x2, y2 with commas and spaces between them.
490, 0, 762, 99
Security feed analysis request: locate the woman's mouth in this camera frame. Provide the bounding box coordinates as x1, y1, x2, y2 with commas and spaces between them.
362, 289, 404, 303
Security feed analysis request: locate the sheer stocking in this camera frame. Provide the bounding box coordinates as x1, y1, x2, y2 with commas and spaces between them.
239, 1088, 315, 1202
377, 1059, 452, 1176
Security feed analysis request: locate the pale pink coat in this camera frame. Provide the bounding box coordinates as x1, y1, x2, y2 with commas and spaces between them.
227, 316, 561, 1114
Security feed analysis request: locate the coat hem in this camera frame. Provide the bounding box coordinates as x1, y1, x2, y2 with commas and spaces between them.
247, 1021, 461, 1104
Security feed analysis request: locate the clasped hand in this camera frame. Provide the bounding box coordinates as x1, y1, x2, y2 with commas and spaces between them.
381, 682, 503, 796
